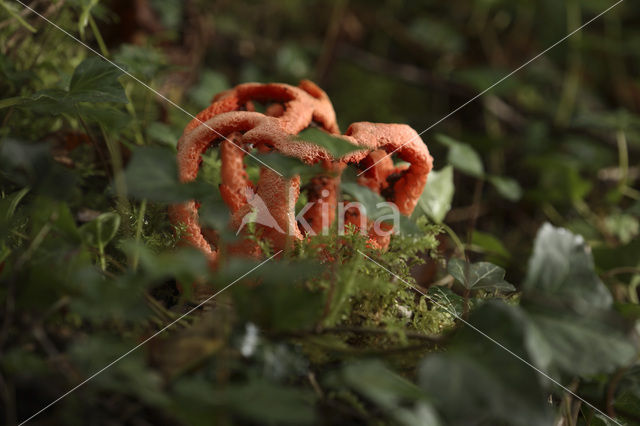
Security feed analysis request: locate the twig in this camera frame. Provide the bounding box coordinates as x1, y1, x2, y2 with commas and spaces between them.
603, 267, 640, 279
308, 371, 324, 398
280, 325, 444, 344
606, 367, 628, 418
315, 0, 348, 83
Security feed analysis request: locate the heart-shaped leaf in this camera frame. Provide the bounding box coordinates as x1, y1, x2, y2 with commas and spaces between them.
523, 223, 612, 312
436, 134, 484, 178
413, 165, 454, 223
448, 259, 515, 292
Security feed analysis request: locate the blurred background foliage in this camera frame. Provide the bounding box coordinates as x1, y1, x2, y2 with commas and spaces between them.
1, 0, 640, 425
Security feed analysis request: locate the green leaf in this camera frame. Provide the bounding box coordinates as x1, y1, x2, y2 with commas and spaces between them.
420, 353, 550, 426
341, 360, 429, 407
488, 175, 522, 201
188, 69, 228, 108
471, 230, 510, 259
524, 223, 612, 312
436, 134, 484, 178
0, 53, 35, 90
173, 377, 316, 425
604, 213, 639, 245
68, 58, 128, 104
335, 360, 441, 426
408, 17, 464, 53
524, 307, 637, 377
0, 96, 24, 109
0, 187, 29, 220
123, 146, 208, 203
69, 335, 167, 406
15, 59, 128, 114
521, 224, 637, 377
228, 260, 326, 331
341, 181, 421, 235
248, 151, 322, 179
123, 243, 211, 285
293, 127, 363, 159
114, 44, 166, 80
0, 138, 79, 199
608, 366, 640, 424
147, 122, 181, 147
79, 105, 131, 133
79, 212, 121, 248
412, 165, 454, 223
341, 181, 385, 215
276, 44, 310, 78
447, 259, 515, 292
419, 302, 553, 426
22, 89, 76, 114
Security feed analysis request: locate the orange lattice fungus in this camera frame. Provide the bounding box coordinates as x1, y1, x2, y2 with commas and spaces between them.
168, 81, 433, 265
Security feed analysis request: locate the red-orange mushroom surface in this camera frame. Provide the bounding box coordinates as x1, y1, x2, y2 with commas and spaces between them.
169, 81, 433, 265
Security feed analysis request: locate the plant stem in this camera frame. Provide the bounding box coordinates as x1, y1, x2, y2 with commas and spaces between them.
555, 0, 582, 126
132, 199, 147, 271
88, 15, 108, 57
441, 223, 465, 257
101, 126, 131, 236
616, 129, 629, 190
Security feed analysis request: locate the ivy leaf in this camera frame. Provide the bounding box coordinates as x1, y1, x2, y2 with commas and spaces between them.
524, 307, 637, 377
341, 182, 421, 235
471, 230, 510, 259
341, 181, 386, 215
0, 138, 79, 199
420, 354, 550, 426
436, 134, 484, 178
419, 302, 553, 426
333, 360, 441, 426
172, 377, 317, 425
293, 127, 362, 159
521, 223, 637, 377
413, 165, 454, 223
447, 259, 515, 292
488, 175, 522, 202
68, 58, 128, 104
523, 223, 612, 312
